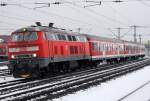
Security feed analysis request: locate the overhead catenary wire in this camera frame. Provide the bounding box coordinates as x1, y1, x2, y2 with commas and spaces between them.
1, 1, 130, 26
105, 3, 136, 24
137, 0, 150, 8
0, 0, 150, 40
62, 0, 129, 26
0, 2, 107, 32
0, 13, 34, 23
59, 1, 115, 30
0, 0, 133, 39
120, 28, 132, 38
11, 4, 112, 31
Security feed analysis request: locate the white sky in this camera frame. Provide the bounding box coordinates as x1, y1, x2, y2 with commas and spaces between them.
0, 0, 150, 43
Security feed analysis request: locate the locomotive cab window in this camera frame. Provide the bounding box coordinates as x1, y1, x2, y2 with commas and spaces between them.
11, 33, 24, 41
24, 32, 38, 41
12, 32, 38, 41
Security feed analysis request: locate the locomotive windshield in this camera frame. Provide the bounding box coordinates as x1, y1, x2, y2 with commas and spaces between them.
12, 33, 23, 41
12, 32, 38, 41
24, 32, 38, 41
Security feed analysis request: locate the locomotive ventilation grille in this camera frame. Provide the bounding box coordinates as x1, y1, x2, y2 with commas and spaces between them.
14, 54, 34, 59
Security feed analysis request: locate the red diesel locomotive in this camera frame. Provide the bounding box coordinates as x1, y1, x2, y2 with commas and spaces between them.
8, 23, 145, 78
0, 35, 10, 61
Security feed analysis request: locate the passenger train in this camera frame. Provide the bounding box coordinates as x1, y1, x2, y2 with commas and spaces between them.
8, 23, 145, 78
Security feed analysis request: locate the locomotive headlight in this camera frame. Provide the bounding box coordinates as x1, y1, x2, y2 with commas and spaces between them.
32, 53, 37, 57
11, 55, 15, 59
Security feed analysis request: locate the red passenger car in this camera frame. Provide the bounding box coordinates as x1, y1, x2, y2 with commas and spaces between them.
86, 34, 145, 64
0, 35, 10, 61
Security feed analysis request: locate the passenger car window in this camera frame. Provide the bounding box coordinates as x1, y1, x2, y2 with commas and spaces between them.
76, 36, 87, 42
72, 36, 77, 41
57, 34, 66, 40
68, 35, 72, 41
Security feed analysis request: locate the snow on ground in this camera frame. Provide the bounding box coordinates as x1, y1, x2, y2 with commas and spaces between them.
0, 76, 16, 83
53, 65, 150, 101
122, 81, 150, 101
0, 65, 8, 70
0, 65, 16, 83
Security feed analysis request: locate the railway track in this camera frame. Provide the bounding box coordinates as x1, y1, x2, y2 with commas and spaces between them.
0, 69, 10, 77
0, 61, 10, 77
0, 59, 143, 95
0, 59, 135, 88
0, 58, 149, 101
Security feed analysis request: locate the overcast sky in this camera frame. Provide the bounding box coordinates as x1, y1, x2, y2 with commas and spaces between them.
0, 0, 150, 43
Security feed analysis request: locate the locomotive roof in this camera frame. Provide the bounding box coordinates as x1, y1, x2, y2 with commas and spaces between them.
13, 26, 83, 36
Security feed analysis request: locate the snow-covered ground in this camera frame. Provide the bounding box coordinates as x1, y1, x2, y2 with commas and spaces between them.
0, 65, 17, 82
0, 76, 16, 82
0, 65, 8, 70
53, 65, 150, 101
0, 65, 150, 101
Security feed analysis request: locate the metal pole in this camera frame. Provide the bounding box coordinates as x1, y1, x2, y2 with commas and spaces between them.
148, 40, 150, 57
139, 34, 141, 44
117, 27, 121, 40
133, 26, 137, 43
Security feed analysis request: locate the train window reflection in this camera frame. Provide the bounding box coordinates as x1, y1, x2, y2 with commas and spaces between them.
24, 32, 38, 41
12, 33, 23, 41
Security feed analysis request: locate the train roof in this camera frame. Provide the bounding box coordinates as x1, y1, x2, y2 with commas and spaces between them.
13, 26, 84, 36
85, 34, 120, 42
12, 26, 143, 46
85, 34, 143, 45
